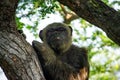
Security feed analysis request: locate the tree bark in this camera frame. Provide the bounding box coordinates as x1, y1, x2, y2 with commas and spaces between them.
0, 0, 45, 80
1, 0, 120, 80
58, 0, 120, 46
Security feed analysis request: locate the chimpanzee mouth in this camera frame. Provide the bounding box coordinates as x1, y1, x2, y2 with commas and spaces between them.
48, 40, 64, 50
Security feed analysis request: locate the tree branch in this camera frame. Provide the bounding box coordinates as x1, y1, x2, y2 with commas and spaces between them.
60, 4, 79, 24
0, 0, 45, 79
58, 0, 120, 45
0, 0, 18, 32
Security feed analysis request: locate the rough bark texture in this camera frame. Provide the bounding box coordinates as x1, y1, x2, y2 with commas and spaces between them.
0, 0, 45, 80
58, 0, 120, 46
1, 0, 120, 80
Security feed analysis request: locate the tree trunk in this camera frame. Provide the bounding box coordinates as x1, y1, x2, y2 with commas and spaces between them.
0, 0, 45, 80
1, 0, 120, 80
58, 0, 120, 46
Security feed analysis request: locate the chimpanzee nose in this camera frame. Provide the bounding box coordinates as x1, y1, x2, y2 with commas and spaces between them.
56, 37, 60, 40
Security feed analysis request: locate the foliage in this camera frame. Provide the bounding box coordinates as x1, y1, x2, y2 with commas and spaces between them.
16, 0, 59, 37
71, 18, 120, 79
15, 0, 120, 80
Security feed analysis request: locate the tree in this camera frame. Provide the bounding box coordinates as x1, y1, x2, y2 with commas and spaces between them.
0, 0, 120, 80
0, 0, 45, 80
58, 0, 120, 46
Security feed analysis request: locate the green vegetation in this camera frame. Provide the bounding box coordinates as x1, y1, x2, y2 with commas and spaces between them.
16, 0, 120, 79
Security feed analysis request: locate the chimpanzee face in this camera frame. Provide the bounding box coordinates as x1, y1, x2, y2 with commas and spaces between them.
39, 23, 72, 53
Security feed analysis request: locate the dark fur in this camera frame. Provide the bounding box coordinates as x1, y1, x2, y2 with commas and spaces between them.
32, 23, 89, 80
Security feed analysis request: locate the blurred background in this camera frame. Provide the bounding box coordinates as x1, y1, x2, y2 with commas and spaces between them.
0, 0, 120, 80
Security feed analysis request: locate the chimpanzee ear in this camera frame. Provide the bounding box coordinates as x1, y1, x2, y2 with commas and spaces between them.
68, 26, 73, 35
39, 30, 43, 41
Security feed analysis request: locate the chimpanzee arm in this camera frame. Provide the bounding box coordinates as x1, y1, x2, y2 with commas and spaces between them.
32, 41, 77, 80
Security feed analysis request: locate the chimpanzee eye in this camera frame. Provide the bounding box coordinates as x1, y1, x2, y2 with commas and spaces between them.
47, 29, 54, 35
58, 27, 66, 31
48, 29, 53, 32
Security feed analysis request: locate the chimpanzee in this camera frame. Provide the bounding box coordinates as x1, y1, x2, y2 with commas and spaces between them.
32, 23, 89, 80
